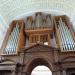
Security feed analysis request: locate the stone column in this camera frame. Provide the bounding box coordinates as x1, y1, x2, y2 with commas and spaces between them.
53, 70, 61, 75
56, 71, 61, 75
11, 70, 16, 75
52, 71, 56, 75
62, 70, 67, 75
53, 50, 59, 63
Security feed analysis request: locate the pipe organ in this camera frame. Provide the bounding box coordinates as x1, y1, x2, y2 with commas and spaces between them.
1, 20, 25, 55
0, 12, 75, 75
2, 24, 20, 55
56, 18, 75, 51
1, 12, 75, 55
25, 12, 53, 46
25, 12, 53, 30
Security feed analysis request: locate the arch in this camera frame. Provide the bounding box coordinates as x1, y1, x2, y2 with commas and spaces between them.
26, 58, 53, 75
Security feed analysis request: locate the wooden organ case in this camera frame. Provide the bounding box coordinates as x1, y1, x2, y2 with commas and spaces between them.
25, 12, 54, 46
0, 12, 75, 75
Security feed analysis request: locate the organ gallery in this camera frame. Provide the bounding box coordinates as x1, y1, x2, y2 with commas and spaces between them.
0, 12, 75, 75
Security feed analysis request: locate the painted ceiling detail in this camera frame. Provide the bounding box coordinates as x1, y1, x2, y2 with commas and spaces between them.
0, 0, 75, 48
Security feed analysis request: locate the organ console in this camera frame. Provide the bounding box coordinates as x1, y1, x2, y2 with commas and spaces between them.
1, 12, 75, 55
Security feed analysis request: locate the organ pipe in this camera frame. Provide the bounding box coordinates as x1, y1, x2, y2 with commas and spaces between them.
58, 18, 75, 51
35, 12, 43, 28
26, 16, 33, 30
46, 15, 53, 28
31, 20, 36, 29
25, 13, 54, 30
43, 19, 46, 28
4, 24, 20, 54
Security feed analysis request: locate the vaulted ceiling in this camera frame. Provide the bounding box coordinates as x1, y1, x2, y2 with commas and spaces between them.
0, 0, 75, 47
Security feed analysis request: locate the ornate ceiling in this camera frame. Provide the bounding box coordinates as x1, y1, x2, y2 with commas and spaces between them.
0, 0, 75, 47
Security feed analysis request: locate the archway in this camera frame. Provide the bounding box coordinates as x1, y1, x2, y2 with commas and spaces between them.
20, 44, 60, 75
31, 65, 52, 75
26, 58, 53, 75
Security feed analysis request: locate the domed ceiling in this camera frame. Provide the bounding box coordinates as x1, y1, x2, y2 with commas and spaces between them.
0, 0, 75, 47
